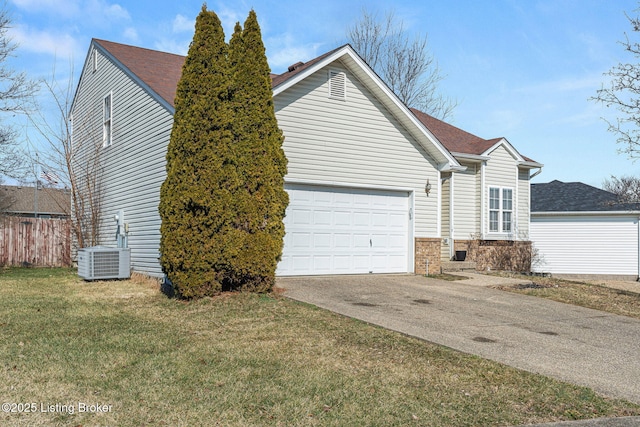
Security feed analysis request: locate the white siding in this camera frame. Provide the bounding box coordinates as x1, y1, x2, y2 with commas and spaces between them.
452, 161, 479, 240
531, 215, 639, 276
274, 63, 440, 237
72, 45, 172, 277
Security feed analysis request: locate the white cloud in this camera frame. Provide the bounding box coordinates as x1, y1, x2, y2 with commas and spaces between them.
154, 38, 189, 56
172, 14, 194, 34
122, 27, 138, 43
266, 33, 324, 71
9, 24, 79, 58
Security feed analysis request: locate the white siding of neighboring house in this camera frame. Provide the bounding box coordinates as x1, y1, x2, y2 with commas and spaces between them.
452, 161, 479, 241
483, 145, 518, 240
531, 214, 639, 277
274, 62, 441, 237
72, 45, 172, 277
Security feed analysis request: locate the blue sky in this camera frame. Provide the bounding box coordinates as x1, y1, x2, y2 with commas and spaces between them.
5, 0, 640, 187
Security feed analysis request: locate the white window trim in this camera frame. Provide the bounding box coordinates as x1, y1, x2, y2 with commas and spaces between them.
488, 186, 513, 234
92, 48, 98, 72
103, 92, 112, 148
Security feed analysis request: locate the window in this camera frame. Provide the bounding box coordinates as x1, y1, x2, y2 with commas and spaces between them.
328, 70, 346, 100
103, 93, 112, 147
92, 48, 97, 72
489, 187, 513, 233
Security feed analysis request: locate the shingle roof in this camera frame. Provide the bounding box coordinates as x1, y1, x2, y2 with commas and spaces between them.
94, 39, 185, 108
410, 108, 500, 155
531, 180, 640, 212
94, 39, 538, 162
0, 185, 70, 216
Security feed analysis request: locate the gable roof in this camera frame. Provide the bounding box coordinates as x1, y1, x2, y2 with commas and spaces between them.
531, 180, 640, 213
410, 108, 541, 166
88, 39, 538, 169
0, 185, 70, 217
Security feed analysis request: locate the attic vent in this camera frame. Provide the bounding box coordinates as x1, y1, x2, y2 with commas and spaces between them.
328, 70, 346, 100
288, 61, 304, 72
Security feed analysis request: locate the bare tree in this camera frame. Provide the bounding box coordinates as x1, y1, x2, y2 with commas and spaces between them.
27, 65, 103, 249
592, 6, 640, 159
602, 175, 640, 203
346, 8, 456, 120
0, 5, 37, 179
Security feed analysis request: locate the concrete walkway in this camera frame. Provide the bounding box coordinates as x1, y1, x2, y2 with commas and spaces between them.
276, 274, 640, 407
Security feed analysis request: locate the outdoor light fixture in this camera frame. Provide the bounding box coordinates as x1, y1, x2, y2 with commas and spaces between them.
425, 179, 432, 195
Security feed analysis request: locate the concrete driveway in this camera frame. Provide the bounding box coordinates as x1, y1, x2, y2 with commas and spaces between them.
276, 274, 640, 405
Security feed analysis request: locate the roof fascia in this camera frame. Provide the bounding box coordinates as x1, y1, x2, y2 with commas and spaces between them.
532, 210, 640, 216
273, 45, 461, 169
519, 160, 544, 168
452, 152, 490, 162
482, 137, 524, 162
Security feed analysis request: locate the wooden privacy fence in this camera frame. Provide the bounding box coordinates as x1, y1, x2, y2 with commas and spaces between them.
0, 216, 72, 267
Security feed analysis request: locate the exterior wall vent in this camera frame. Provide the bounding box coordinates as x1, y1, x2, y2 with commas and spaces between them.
328, 70, 346, 100
78, 246, 131, 280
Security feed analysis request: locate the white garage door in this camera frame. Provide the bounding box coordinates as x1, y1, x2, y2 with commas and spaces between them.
531, 215, 638, 276
277, 184, 411, 276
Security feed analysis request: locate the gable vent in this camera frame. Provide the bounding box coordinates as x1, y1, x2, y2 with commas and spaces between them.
328, 70, 346, 100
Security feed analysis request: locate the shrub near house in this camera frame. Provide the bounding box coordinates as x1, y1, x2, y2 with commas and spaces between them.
159, 7, 287, 298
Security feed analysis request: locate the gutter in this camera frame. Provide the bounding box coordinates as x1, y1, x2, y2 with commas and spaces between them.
532, 210, 640, 217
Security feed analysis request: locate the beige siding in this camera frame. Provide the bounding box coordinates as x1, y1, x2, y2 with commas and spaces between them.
440, 173, 451, 259
518, 168, 530, 239
274, 63, 440, 237
452, 161, 479, 240
72, 45, 172, 277
483, 145, 518, 240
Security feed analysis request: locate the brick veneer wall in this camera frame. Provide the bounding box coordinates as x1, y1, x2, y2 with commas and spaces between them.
454, 239, 533, 272
415, 237, 441, 275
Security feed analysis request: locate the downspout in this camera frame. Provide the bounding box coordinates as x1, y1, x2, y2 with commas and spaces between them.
637, 217, 640, 281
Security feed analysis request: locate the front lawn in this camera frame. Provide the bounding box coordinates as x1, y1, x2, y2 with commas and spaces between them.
494, 275, 640, 320
1, 268, 638, 426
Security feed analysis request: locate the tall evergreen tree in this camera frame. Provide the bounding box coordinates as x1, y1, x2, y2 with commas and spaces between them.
159, 5, 237, 298
226, 10, 288, 292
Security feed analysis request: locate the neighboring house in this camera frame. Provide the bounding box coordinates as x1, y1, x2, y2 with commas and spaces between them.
0, 185, 71, 267
531, 180, 640, 279
70, 39, 541, 278
0, 185, 70, 219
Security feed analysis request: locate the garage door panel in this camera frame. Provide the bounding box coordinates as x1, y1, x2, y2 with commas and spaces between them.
278, 184, 411, 276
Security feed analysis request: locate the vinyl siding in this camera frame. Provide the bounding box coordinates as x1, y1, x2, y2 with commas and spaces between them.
441, 173, 451, 259
274, 62, 440, 237
483, 145, 518, 240
452, 161, 479, 240
531, 215, 639, 276
518, 168, 530, 238
72, 45, 172, 277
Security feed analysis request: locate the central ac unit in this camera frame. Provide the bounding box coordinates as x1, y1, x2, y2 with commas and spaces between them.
78, 247, 131, 280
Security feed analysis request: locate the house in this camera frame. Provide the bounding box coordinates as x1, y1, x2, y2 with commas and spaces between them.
0, 185, 71, 267
0, 185, 70, 219
70, 38, 541, 278
531, 180, 640, 279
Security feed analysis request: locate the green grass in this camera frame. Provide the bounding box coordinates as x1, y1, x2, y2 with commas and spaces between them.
1, 268, 639, 426
494, 275, 640, 320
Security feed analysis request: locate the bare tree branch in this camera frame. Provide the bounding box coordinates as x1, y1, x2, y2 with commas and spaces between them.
592, 9, 640, 159
346, 8, 456, 120
0, 4, 38, 179
27, 62, 103, 249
